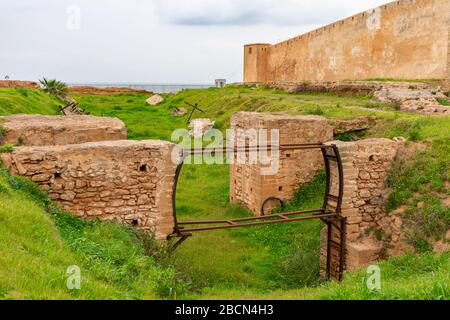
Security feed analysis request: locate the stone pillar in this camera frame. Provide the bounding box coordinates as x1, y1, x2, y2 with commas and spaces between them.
1, 140, 181, 240
320, 138, 401, 277
230, 112, 334, 214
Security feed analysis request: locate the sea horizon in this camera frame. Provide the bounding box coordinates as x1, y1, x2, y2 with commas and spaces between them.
68, 82, 215, 93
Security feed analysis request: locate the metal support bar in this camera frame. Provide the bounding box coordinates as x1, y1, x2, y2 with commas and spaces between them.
179, 213, 336, 233
168, 142, 346, 282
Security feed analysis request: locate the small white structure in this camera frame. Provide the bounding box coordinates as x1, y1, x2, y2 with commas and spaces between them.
215, 79, 226, 88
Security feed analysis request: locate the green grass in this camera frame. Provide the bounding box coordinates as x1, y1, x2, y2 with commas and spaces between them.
0, 144, 13, 153
72, 87, 398, 140
0, 168, 177, 299
436, 98, 450, 106
0, 88, 61, 115
0, 86, 449, 300
183, 251, 450, 300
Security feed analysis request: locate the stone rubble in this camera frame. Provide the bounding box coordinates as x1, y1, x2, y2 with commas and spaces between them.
188, 118, 215, 138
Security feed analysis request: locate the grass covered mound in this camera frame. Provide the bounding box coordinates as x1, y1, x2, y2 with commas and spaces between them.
0, 169, 177, 299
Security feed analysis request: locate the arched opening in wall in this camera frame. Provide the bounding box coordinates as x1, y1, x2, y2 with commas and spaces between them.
169, 144, 347, 281
248, 47, 252, 55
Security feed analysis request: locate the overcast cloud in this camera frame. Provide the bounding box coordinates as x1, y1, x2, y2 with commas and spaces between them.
0, 0, 390, 83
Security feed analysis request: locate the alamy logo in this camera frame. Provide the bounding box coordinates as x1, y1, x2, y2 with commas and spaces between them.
171, 128, 280, 176
366, 265, 381, 291
66, 265, 81, 290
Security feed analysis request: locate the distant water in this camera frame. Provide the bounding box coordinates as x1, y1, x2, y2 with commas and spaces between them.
69, 83, 213, 93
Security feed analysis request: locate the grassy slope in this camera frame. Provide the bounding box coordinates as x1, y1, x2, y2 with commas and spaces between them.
0, 88, 60, 116
0, 169, 177, 299
0, 87, 448, 299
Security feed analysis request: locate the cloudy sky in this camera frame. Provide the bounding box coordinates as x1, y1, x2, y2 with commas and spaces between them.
0, 0, 390, 84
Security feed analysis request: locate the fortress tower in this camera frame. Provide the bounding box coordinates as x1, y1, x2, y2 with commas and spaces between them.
244, 0, 450, 83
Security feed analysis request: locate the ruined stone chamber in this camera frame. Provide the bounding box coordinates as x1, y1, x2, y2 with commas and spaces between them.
229, 112, 334, 214
2, 140, 180, 240
0, 115, 179, 240
0, 114, 127, 146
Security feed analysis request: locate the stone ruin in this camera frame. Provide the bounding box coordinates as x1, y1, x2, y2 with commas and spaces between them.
320, 139, 401, 277
0, 115, 127, 146
230, 112, 334, 214
229, 112, 405, 274
0, 112, 421, 273
1, 115, 179, 240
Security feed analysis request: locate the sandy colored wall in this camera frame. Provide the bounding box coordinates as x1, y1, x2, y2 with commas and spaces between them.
2, 140, 180, 240
244, 0, 450, 82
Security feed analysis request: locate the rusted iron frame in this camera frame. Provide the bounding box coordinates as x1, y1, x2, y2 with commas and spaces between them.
178, 207, 320, 225
183, 143, 327, 156
168, 142, 346, 279
177, 212, 336, 233
171, 143, 344, 234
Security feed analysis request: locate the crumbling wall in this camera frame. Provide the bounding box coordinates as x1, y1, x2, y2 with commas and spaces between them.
230, 112, 334, 214
320, 139, 401, 277
0, 115, 127, 146
244, 0, 450, 82
1, 140, 180, 240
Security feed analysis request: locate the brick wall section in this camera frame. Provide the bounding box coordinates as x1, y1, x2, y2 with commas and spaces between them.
1, 140, 180, 240
230, 112, 334, 214
0, 115, 127, 146
320, 139, 401, 277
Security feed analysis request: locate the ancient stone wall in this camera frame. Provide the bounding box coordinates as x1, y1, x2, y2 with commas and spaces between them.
230, 112, 334, 214
320, 139, 401, 277
244, 0, 450, 82
0, 115, 127, 146
1, 140, 179, 240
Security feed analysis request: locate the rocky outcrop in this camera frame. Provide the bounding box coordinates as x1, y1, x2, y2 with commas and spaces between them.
373, 88, 449, 115
258, 81, 438, 95
171, 107, 188, 117
329, 116, 375, 135
146, 94, 164, 106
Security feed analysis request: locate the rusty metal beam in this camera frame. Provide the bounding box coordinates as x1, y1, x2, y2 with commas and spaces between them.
178, 213, 336, 233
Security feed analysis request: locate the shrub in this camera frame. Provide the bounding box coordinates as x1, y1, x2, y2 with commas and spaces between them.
436, 98, 450, 106
0, 144, 13, 153
39, 78, 68, 100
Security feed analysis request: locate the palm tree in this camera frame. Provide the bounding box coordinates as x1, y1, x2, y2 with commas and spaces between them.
39, 78, 68, 100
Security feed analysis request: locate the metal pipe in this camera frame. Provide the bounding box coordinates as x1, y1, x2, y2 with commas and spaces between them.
177, 208, 324, 225
179, 213, 336, 233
